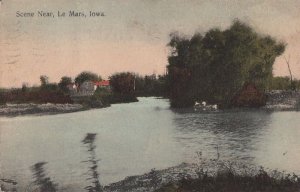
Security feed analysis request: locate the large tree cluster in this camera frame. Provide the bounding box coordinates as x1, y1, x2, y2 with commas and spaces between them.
167, 20, 285, 107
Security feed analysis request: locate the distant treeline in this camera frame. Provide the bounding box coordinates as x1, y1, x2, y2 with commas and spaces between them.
134, 74, 167, 97
0, 88, 72, 104
270, 76, 300, 90
0, 71, 167, 105
0, 79, 73, 105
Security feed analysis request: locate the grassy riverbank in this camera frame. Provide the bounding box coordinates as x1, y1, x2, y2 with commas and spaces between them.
156, 168, 300, 192
104, 160, 300, 192
2, 161, 299, 192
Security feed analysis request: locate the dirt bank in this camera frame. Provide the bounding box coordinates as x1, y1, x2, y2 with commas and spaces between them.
0, 103, 87, 117
264, 90, 300, 111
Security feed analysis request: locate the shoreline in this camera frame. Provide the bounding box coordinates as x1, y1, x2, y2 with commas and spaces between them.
262, 90, 300, 111
0, 103, 89, 117
1, 92, 299, 117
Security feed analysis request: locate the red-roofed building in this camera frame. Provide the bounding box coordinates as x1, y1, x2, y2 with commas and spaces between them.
94, 80, 110, 89
231, 83, 267, 107
67, 80, 111, 97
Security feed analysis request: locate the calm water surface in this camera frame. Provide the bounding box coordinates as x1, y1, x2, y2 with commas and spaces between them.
0, 97, 300, 190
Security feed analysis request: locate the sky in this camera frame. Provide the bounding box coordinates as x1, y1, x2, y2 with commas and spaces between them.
1, 0, 300, 88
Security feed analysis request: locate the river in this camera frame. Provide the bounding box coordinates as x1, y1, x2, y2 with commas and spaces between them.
0, 97, 300, 191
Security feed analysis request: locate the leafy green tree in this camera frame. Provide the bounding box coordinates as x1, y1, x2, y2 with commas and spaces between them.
22, 83, 28, 92
133, 74, 167, 97
40, 76, 58, 91
58, 76, 72, 93
109, 72, 135, 95
75, 71, 101, 85
134, 74, 146, 94
40, 75, 49, 87
270, 76, 299, 90
109, 72, 137, 103
167, 20, 285, 107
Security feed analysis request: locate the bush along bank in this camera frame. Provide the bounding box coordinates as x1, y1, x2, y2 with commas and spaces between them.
156, 166, 300, 192
104, 161, 300, 192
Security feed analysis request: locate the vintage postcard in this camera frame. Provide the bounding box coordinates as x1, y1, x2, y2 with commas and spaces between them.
1, 1, 300, 192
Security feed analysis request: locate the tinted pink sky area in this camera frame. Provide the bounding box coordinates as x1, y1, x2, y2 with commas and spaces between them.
1, 0, 300, 88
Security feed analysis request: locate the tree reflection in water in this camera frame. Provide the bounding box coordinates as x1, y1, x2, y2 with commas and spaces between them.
172, 110, 272, 162
82, 133, 103, 192
30, 162, 57, 192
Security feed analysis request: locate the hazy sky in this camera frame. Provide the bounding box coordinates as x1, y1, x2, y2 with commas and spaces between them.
1, 0, 300, 88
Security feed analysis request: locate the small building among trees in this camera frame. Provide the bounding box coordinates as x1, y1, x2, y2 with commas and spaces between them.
94, 80, 110, 89
231, 83, 267, 107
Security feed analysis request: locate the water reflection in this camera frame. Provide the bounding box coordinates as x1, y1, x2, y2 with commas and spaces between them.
254, 112, 300, 173
82, 133, 103, 192
172, 110, 272, 163
30, 162, 57, 192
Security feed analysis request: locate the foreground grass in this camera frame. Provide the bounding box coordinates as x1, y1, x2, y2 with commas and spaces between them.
2, 160, 300, 191
156, 167, 300, 192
